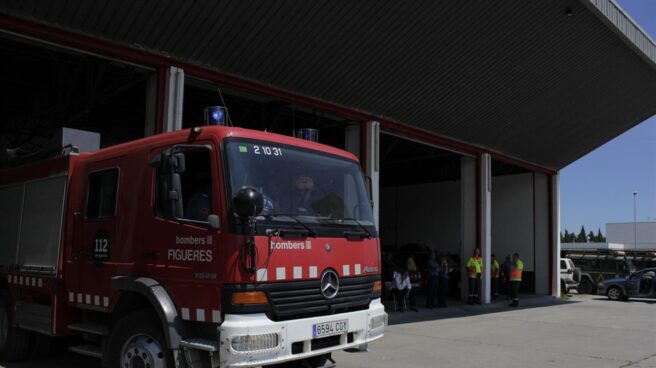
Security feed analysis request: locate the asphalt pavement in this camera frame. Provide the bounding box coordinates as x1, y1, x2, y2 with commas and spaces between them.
2, 294, 655, 368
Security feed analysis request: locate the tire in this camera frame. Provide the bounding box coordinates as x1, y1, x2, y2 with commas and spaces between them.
108, 309, 173, 368
0, 290, 31, 362
577, 279, 594, 294
305, 353, 330, 368
606, 286, 624, 301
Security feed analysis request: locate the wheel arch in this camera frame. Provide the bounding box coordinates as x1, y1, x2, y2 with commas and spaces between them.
110, 276, 183, 349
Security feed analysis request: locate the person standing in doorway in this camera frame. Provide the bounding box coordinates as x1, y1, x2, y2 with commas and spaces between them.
466, 248, 482, 305
425, 252, 440, 309
509, 253, 523, 307
502, 255, 513, 300
491, 254, 500, 300
437, 255, 450, 307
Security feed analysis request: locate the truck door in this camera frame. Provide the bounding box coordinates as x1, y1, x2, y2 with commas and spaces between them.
145, 144, 221, 284
67, 162, 120, 309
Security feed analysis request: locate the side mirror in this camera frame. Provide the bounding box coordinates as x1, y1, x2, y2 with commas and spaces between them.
232, 186, 264, 220
208, 214, 220, 230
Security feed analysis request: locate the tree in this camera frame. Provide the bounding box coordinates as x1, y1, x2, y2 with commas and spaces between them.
576, 226, 587, 243
596, 228, 606, 242
562, 230, 569, 243
588, 230, 595, 243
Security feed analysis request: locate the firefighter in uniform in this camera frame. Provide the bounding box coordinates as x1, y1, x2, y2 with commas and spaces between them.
509, 253, 523, 307
491, 254, 500, 300
466, 248, 482, 304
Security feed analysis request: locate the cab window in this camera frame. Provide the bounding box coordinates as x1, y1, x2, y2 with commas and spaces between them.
86, 169, 119, 219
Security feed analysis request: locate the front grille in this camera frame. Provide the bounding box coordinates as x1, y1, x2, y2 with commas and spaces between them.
311, 335, 341, 351
259, 275, 378, 320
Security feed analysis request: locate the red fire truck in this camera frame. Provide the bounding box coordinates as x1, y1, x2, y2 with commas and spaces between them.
0, 125, 386, 367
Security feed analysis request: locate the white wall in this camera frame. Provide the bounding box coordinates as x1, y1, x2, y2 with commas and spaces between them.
380, 181, 461, 253
491, 173, 535, 272
606, 222, 656, 249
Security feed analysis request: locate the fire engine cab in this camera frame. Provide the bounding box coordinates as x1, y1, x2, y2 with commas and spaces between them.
0, 125, 387, 367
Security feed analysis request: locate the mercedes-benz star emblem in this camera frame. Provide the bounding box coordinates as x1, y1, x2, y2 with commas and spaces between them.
320, 270, 339, 299
325, 243, 332, 252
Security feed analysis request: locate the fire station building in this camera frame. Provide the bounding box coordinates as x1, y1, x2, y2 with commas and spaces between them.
1, 1, 655, 303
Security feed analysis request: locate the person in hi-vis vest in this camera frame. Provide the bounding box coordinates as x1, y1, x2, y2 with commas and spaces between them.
466, 248, 482, 305
509, 253, 523, 307
491, 254, 500, 300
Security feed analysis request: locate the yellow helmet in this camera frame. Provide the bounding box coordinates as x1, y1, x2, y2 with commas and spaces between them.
293, 175, 314, 190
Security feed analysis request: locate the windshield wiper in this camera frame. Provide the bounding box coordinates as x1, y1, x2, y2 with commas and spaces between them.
340, 218, 371, 239
265, 214, 316, 237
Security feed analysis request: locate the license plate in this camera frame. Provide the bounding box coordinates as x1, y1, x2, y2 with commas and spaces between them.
312, 319, 348, 338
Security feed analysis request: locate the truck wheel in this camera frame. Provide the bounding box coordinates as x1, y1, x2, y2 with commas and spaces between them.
577, 279, 594, 294
0, 291, 31, 361
305, 353, 330, 368
606, 286, 623, 301
109, 309, 173, 368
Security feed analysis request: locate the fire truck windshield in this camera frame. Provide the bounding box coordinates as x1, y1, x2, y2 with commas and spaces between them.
224, 138, 377, 237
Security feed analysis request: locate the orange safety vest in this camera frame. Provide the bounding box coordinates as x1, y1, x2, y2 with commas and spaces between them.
466, 256, 482, 278
491, 260, 500, 278
509, 259, 523, 281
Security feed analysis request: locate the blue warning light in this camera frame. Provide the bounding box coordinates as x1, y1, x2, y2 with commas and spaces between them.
205, 106, 227, 126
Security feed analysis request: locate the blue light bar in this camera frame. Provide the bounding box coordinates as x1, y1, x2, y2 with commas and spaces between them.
204, 106, 227, 126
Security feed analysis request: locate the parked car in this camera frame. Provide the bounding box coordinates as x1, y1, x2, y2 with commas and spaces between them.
597, 268, 656, 301
560, 258, 579, 294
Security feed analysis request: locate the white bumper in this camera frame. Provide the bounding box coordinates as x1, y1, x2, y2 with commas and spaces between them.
217, 298, 387, 367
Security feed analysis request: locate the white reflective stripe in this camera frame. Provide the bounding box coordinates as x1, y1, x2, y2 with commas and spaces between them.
343, 265, 350, 276
181, 308, 190, 320
355, 264, 362, 275
196, 309, 205, 322
32, 278, 37, 287
94, 295, 100, 306
19, 276, 24, 285
309, 266, 318, 278
68, 292, 74, 302
38, 278, 42, 288
256, 268, 268, 282
25, 277, 30, 286
276, 267, 286, 281
103, 297, 110, 308
212, 310, 221, 323
293, 267, 302, 279
77, 293, 83, 303
85, 294, 91, 305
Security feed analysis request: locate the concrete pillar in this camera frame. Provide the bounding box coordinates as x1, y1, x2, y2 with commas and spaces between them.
480, 153, 492, 304
551, 173, 561, 297
163, 66, 185, 132
365, 121, 380, 229
461, 156, 477, 301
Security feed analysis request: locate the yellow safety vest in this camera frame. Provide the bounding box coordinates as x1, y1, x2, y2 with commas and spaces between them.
509, 260, 523, 281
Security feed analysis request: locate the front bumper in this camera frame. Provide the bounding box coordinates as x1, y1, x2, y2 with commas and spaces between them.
217, 298, 387, 367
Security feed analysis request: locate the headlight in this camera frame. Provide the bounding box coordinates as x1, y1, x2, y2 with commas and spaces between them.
230, 333, 280, 353
368, 314, 387, 331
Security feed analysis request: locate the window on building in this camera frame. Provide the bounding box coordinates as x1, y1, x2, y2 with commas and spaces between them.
86, 169, 119, 219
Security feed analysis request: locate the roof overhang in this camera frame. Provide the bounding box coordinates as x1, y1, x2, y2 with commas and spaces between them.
1, 0, 655, 171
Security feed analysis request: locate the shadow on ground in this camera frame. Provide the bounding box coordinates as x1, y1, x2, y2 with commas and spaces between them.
384, 294, 580, 325
590, 296, 656, 304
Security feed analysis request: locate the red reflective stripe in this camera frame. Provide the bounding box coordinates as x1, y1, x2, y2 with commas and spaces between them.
509, 269, 522, 280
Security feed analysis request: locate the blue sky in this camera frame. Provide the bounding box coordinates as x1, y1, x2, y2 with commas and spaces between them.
560, 0, 656, 235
